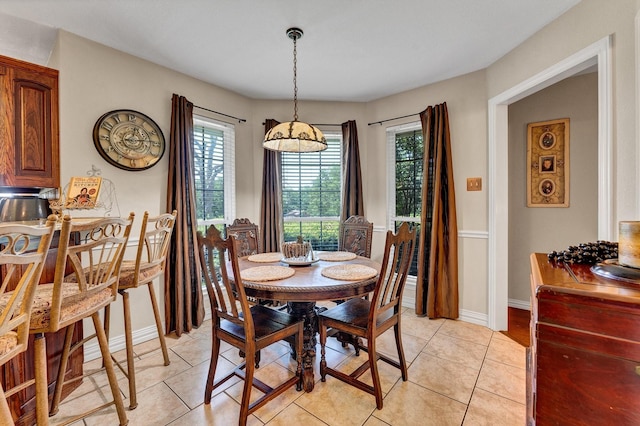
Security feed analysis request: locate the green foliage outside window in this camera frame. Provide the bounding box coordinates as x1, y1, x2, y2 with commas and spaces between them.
193, 124, 224, 223
395, 129, 424, 275
395, 129, 424, 219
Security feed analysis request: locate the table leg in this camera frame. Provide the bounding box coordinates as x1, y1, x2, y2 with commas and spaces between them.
286, 301, 319, 392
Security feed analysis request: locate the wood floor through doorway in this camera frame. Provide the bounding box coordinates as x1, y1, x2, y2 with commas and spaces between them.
500, 307, 530, 347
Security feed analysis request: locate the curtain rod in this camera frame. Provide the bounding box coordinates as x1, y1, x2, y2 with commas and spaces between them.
367, 112, 419, 126
193, 104, 246, 123
261, 122, 343, 126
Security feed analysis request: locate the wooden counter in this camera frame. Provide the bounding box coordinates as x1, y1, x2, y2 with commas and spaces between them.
528, 253, 640, 425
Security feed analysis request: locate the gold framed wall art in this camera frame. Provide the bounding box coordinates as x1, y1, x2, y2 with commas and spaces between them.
526, 118, 569, 207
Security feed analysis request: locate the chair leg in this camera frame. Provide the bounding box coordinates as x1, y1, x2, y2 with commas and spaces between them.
394, 323, 408, 381
204, 334, 220, 405
34, 333, 50, 426
0, 384, 13, 425
50, 324, 75, 415
239, 350, 255, 426
91, 312, 128, 426
121, 289, 138, 410
102, 303, 111, 369
147, 283, 170, 366
368, 337, 383, 409
104, 303, 111, 344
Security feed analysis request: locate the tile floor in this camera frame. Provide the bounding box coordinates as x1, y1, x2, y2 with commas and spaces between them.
50, 305, 526, 425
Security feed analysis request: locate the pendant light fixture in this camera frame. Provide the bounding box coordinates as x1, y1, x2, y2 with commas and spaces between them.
263, 27, 327, 152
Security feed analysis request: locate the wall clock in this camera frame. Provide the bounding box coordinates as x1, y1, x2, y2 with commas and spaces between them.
93, 109, 165, 171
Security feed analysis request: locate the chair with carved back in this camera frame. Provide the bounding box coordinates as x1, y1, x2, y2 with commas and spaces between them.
333, 216, 374, 311
227, 218, 277, 311
96, 210, 177, 411
226, 218, 261, 258
0, 217, 56, 425
319, 222, 416, 409
338, 215, 373, 258
198, 225, 303, 426
32, 214, 134, 425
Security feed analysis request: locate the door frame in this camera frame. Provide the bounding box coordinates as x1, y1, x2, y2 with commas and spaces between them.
487, 35, 613, 330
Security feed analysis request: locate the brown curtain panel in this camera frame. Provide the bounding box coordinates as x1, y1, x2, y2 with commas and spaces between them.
259, 119, 284, 252
165, 94, 204, 336
340, 120, 365, 221
415, 102, 459, 318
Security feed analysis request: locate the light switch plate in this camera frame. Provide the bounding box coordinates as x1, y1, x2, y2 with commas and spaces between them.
467, 177, 482, 191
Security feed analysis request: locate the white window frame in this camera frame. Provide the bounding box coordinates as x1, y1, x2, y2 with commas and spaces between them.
386, 121, 423, 230
193, 115, 236, 227
281, 129, 343, 248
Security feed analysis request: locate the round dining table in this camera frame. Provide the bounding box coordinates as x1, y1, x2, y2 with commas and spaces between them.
232, 253, 381, 392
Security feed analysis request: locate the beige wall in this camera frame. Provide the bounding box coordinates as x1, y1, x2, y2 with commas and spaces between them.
508, 73, 599, 302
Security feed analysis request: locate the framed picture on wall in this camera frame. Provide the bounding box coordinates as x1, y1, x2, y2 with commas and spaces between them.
527, 118, 569, 207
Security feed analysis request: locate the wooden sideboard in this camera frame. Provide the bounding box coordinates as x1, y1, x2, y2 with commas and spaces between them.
528, 253, 640, 425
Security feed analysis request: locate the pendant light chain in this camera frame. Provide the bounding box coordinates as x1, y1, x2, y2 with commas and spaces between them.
262, 27, 326, 152
292, 33, 299, 122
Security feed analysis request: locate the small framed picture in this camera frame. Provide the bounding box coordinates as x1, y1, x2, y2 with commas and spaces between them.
539, 155, 556, 173
539, 179, 555, 196
539, 131, 556, 149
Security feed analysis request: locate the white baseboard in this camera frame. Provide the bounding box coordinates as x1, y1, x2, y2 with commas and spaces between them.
84, 324, 160, 362
403, 282, 489, 328
459, 309, 489, 327
508, 298, 531, 311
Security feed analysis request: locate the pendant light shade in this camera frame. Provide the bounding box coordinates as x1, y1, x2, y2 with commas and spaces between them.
263, 28, 327, 152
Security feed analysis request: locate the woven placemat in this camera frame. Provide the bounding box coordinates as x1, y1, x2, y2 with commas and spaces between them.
241, 265, 294, 282
247, 252, 284, 263
318, 251, 357, 262
321, 264, 377, 281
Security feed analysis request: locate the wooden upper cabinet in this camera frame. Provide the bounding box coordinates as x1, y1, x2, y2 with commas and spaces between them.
0, 54, 59, 189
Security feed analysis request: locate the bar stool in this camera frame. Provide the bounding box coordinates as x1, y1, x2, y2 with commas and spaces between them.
0, 217, 56, 424
35, 214, 134, 425
102, 210, 177, 410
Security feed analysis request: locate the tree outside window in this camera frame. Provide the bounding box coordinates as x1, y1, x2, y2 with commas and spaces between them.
388, 124, 423, 275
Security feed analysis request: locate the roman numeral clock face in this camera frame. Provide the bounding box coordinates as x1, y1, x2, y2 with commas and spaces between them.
93, 109, 165, 171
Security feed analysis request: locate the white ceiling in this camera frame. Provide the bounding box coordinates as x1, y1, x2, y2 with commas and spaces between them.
0, 0, 581, 102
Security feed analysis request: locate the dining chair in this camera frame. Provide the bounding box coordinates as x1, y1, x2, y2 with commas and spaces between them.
333, 215, 374, 308
0, 217, 56, 424
33, 214, 134, 425
318, 222, 416, 409
226, 218, 262, 257
197, 225, 303, 426
100, 210, 177, 410
338, 215, 373, 258
227, 218, 276, 311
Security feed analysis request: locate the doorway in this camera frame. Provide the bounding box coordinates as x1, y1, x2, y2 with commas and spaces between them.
486, 35, 613, 330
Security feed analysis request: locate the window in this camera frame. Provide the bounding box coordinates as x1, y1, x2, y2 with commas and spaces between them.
281, 131, 342, 251
387, 122, 423, 275
193, 116, 235, 233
